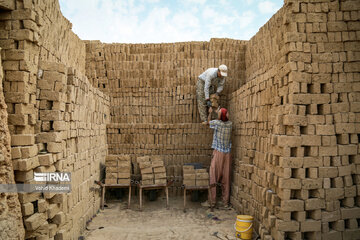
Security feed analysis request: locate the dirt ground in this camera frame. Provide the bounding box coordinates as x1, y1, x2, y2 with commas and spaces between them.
83, 192, 256, 240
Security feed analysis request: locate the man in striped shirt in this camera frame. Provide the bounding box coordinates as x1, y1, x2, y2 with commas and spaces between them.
203, 107, 232, 208
196, 65, 228, 124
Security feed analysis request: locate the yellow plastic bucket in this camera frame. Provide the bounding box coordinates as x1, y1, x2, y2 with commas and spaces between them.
234, 215, 253, 239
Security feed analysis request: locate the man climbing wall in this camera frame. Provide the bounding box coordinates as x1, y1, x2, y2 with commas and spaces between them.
196, 65, 228, 124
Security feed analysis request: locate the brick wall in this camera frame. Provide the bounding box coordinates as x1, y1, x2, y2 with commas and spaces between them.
0, 1, 110, 239
229, 1, 360, 239
0, 47, 25, 240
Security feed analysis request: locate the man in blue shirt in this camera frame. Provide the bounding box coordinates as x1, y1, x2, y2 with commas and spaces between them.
196, 65, 227, 124
203, 107, 232, 208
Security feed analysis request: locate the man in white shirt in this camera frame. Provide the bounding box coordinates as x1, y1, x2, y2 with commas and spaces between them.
196, 65, 228, 124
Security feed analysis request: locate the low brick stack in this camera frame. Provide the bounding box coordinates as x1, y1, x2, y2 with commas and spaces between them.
195, 169, 209, 186
183, 165, 196, 186
183, 165, 209, 186
137, 156, 167, 185
105, 155, 131, 185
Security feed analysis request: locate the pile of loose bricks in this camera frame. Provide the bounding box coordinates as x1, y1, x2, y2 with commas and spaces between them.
0, 0, 359, 239
137, 156, 167, 185
183, 165, 210, 186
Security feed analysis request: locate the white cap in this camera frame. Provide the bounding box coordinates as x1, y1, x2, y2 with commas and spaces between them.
219, 64, 227, 77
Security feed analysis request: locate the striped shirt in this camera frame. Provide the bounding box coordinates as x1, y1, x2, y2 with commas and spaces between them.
198, 68, 225, 100
209, 120, 232, 153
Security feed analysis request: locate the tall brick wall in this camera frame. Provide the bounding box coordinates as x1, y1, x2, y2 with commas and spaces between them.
0, 1, 110, 239
229, 1, 360, 239
85, 39, 246, 194
0, 48, 25, 240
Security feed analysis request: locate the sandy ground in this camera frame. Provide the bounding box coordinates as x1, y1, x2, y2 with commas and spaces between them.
83, 193, 255, 240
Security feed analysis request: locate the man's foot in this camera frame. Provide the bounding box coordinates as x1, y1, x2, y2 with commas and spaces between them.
217, 201, 231, 209
201, 200, 214, 208
201, 121, 208, 125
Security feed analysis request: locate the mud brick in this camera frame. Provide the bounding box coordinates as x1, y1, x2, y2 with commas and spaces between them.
195, 169, 207, 173
117, 172, 130, 178
301, 135, 321, 146
15, 170, 33, 182
319, 146, 337, 156
142, 173, 154, 180
338, 165, 352, 177
155, 179, 167, 184
319, 167, 338, 178
302, 179, 322, 189
338, 145, 357, 155
283, 115, 307, 126
196, 179, 208, 186
316, 125, 335, 135
37, 199, 47, 213
105, 179, 117, 184
325, 188, 344, 201
142, 179, 154, 185
183, 179, 195, 186
11, 134, 34, 146
305, 198, 325, 210
18, 192, 41, 204
139, 161, 152, 169
276, 220, 300, 232
301, 220, 321, 232
279, 178, 301, 189
36, 132, 63, 143
196, 172, 209, 180
21, 202, 34, 216
47, 203, 60, 219
20, 146, 38, 158
152, 160, 164, 168
183, 173, 196, 180
118, 161, 130, 168
137, 156, 150, 163
24, 212, 47, 231
141, 167, 153, 174
47, 142, 63, 153
117, 178, 130, 184
52, 211, 65, 225
279, 157, 303, 168
277, 136, 302, 147
344, 186, 356, 198
106, 172, 117, 179
154, 172, 166, 179
16, 156, 39, 171
118, 166, 131, 173
183, 165, 195, 173
281, 200, 304, 211
39, 110, 62, 121
106, 167, 117, 173
153, 166, 166, 173
105, 160, 117, 167
106, 155, 118, 161
292, 211, 305, 222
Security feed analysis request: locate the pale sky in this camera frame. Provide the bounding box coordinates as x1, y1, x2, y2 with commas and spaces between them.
59, 0, 283, 43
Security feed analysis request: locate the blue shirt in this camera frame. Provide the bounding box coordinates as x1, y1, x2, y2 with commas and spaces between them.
209, 120, 232, 153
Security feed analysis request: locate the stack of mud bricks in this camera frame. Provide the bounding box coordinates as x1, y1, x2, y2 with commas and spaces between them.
229, 1, 360, 240
183, 165, 209, 186
105, 155, 131, 185
137, 156, 167, 185
84, 39, 247, 196
85, 39, 246, 92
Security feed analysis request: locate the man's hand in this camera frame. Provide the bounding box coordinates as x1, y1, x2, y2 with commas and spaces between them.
206, 100, 212, 107
209, 107, 213, 113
